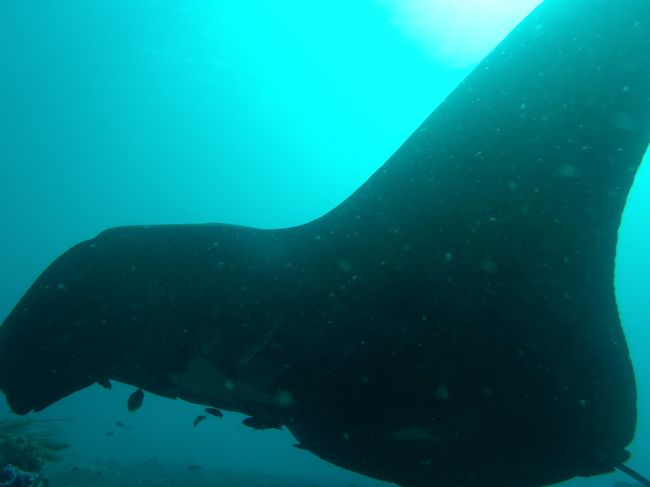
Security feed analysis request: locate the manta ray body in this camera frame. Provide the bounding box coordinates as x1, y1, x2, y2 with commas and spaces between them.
1, 1, 649, 486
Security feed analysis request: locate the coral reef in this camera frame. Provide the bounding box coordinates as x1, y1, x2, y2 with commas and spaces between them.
0, 464, 47, 487
0, 417, 69, 473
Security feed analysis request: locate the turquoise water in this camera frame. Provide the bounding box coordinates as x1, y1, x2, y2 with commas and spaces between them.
0, 1, 648, 485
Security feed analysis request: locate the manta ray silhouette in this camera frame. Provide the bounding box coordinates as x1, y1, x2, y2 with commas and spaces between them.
0, 1, 649, 486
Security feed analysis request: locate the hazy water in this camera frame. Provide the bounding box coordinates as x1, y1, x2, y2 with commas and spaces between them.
0, 1, 647, 486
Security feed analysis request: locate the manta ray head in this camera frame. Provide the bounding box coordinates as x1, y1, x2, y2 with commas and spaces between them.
0, 306, 98, 415
0, 240, 130, 414
0, 231, 243, 415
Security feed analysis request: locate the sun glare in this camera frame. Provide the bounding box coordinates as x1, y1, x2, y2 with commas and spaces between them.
381, 0, 543, 66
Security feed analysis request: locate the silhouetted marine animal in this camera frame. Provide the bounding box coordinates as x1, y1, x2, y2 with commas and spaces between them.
127, 389, 144, 412
242, 416, 283, 431
204, 407, 224, 418
193, 415, 207, 427
0, 1, 649, 486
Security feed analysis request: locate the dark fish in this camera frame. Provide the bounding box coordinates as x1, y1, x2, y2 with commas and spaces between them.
193, 415, 207, 427
242, 416, 282, 430
187, 463, 203, 471
127, 388, 144, 412
204, 407, 223, 418
97, 378, 112, 389
105, 431, 114, 436
115, 420, 126, 428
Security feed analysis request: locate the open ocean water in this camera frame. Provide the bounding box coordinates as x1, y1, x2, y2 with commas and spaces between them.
0, 1, 648, 486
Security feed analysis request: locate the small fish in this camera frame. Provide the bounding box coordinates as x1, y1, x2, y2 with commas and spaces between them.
97, 378, 112, 389
115, 421, 126, 428
204, 407, 223, 418
242, 416, 282, 430
105, 431, 114, 436
193, 415, 207, 427
127, 388, 144, 412
188, 463, 203, 471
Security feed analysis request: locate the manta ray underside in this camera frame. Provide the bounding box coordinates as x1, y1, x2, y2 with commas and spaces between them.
1, 1, 649, 486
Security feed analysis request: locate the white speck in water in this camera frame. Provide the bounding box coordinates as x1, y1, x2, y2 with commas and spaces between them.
338, 259, 352, 273
435, 384, 450, 400
615, 112, 636, 131
558, 164, 577, 178
480, 258, 498, 273
275, 390, 295, 407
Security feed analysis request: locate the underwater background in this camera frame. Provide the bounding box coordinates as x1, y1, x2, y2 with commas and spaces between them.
0, 1, 647, 485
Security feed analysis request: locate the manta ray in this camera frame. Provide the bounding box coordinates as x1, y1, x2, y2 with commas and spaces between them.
1, 1, 649, 486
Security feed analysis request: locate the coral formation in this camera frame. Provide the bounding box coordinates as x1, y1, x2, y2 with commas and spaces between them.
0, 418, 68, 473
0, 464, 47, 487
